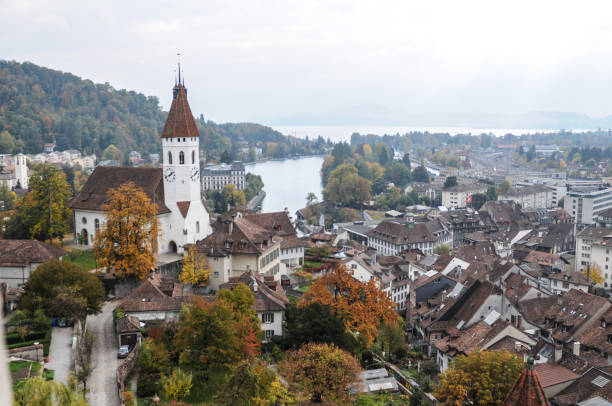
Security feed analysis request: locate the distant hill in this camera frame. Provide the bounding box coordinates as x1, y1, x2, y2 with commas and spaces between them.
0, 60, 325, 160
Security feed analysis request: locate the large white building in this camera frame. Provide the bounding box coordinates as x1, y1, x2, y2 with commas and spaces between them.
565, 187, 612, 227
366, 218, 452, 256
68, 78, 212, 254
441, 183, 488, 208
498, 184, 555, 209
201, 161, 245, 191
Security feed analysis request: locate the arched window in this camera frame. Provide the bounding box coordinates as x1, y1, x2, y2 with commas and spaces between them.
196, 221, 200, 233
82, 217, 87, 224
94, 218, 100, 231
191, 150, 195, 164
168, 151, 173, 164
179, 151, 185, 165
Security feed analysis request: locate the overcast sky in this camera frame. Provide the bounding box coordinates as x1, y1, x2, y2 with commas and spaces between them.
3, 0, 612, 124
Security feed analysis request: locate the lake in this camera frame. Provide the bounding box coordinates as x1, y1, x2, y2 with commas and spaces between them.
245, 156, 324, 216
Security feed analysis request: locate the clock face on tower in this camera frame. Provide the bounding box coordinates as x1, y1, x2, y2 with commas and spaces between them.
190, 167, 199, 182
164, 167, 176, 182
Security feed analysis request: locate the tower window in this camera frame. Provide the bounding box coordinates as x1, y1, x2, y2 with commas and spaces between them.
177, 138, 181, 142
196, 221, 200, 233
192, 150, 195, 164
179, 151, 185, 165
168, 152, 173, 164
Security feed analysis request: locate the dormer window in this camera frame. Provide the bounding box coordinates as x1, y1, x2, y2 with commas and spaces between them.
602, 320, 607, 329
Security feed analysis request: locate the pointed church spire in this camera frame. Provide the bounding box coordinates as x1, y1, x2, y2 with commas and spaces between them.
161, 58, 199, 140
502, 358, 550, 406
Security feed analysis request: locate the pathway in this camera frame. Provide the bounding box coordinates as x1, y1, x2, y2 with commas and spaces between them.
87, 301, 120, 406
45, 327, 73, 384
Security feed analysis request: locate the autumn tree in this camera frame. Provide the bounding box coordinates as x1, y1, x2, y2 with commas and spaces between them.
20, 260, 104, 322
0, 183, 16, 210
162, 368, 193, 402
216, 359, 298, 405
435, 350, 524, 406
13, 377, 89, 406
17, 164, 71, 242
280, 342, 361, 403
175, 295, 260, 380
93, 182, 159, 279
582, 262, 604, 285
433, 244, 451, 255
323, 164, 372, 208
102, 144, 123, 162
300, 265, 398, 347
179, 245, 210, 286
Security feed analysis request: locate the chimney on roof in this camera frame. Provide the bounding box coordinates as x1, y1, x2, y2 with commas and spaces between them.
555, 344, 563, 362
573, 341, 581, 357
228, 219, 234, 235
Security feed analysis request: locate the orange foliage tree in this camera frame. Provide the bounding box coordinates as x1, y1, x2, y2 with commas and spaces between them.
175, 293, 261, 379
93, 182, 159, 279
279, 342, 361, 403
299, 265, 398, 347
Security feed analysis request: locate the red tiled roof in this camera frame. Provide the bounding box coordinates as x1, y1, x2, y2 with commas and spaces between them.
160, 84, 199, 139
503, 361, 551, 406
534, 363, 579, 388
0, 240, 66, 267
119, 279, 190, 313
177, 201, 190, 218
68, 166, 170, 214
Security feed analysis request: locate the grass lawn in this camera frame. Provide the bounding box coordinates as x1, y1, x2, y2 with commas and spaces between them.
303, 261, 323, 269
63, 249, 97, 270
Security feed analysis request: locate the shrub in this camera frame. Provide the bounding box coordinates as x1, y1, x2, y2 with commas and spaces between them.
137, 372, 160, 398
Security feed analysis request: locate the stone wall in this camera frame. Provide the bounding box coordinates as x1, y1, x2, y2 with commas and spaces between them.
8, 344, 43, 362
117, 340, 140, 406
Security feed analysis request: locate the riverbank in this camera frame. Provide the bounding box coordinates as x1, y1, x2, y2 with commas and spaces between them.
244, 156, 324, 216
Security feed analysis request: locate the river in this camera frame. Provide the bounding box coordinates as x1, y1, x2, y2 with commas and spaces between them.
245, 156, 324, 216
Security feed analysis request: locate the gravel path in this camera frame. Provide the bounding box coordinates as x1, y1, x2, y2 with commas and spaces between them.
87, 301, 120, 406
45, 327, 73, 383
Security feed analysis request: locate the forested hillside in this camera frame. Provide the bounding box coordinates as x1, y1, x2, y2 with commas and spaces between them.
0, 60, 165, 154
0, 60, 327, 160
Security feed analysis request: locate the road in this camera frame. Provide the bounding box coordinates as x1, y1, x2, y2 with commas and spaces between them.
87, 301, 120, 406
46, 327, 73, 384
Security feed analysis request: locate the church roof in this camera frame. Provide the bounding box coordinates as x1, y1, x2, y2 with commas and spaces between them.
68, 166, 170, 214
503, 358, 551, 406
160, 83, 200, 139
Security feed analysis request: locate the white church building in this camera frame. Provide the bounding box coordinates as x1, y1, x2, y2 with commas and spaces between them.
0, 153, 28, 191
68, 78, 211, 254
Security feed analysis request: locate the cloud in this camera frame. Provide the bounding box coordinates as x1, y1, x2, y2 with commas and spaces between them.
2, 0, 612, 123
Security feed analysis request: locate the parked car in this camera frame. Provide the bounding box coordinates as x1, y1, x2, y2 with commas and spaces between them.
117, 345, 130, 359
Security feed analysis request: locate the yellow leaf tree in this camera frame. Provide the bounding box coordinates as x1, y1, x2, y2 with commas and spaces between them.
93, 182, 159, 279
299, 265, 398, 347
435, 350, 524, 406
582, 263, 604, 285
20, 164, 71, 242
179, 245, 210, 286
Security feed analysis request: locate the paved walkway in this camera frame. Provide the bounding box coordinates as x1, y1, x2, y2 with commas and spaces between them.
45, 327, 73, 384
87, 301, 120, 406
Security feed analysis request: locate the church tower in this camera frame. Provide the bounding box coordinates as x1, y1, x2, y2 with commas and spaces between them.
159, 66, 211, 253
14, 153, 28, 189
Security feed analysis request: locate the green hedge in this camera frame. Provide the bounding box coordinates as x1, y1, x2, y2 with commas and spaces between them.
6, 331, 47, 345
7, 330, 52, 356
